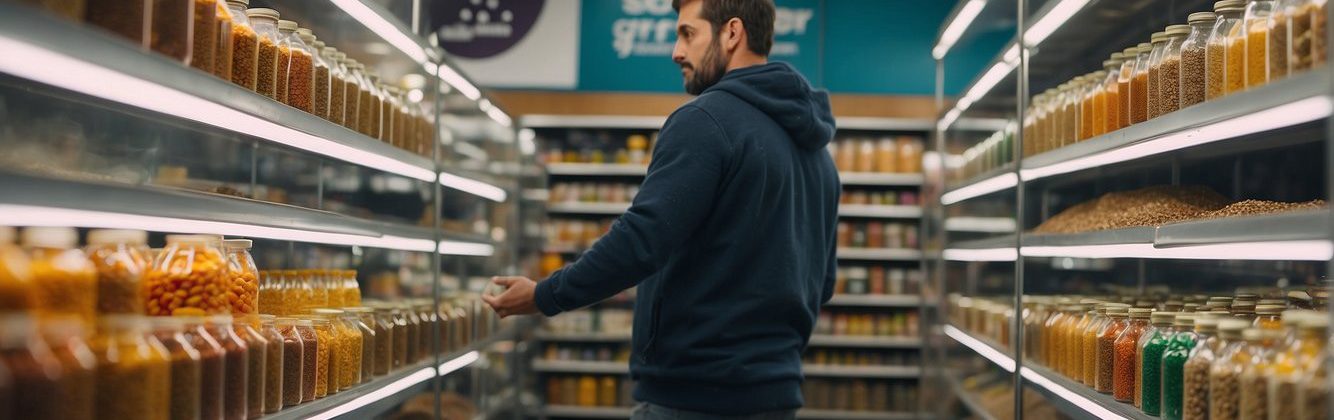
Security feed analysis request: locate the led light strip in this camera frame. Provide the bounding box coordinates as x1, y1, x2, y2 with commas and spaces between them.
327, 0, 429, 64
943, 325, 1015, 372
306, 351, 480, 420
1021, 240, 1334, 260
944, 217, 1018, 233
0, 35, 436, 183
1018, 367, 1127, 420
439, 172, 508, 202
933, 0, 988, 59
437, 62, 482, 100
940, 172, 1018, 205
1023, 0, 1092, 47
439, 240, 495, 257
479, 99, 513, 127
1021, 96, 1334, 180
942, 247, 1018, 262
937, 44, 1018, 132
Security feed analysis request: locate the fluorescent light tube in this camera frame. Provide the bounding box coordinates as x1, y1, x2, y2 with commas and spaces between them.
437, 63, 481, 100
438, 240, 495, 257
940, 172, 1017, 205
1021, 96, 1333, 180
942, 247, 1018, 261
933, 0, 988, 59
960, 59, 1016, 107
938, 108, 963, 132
1023, 0, 1091, 47
439, 172, 508, 202
327, 0, 429, 64
943, 325, 1015, 372
0, 35, 436, 183
485, 107, 513, 127
438, 350, 481, 375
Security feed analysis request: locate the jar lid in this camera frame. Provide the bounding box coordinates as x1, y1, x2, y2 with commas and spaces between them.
1129, 307, 1152, 318
1150, 31, 1168, 43
1166, 24, 1191, 36
297, 28, 313, 37
1107, 305, 1130, 316
1137, 43, 1152, 53
313, 308, 345, 316
1235, 292, 1260, 300
222, 238, 253, 249
245, 8, 280, 21
1255, 304, 1284, 315
1150, 311, 1177, 324
1182, 303, 1200, 312
1214, 0, 1246, 11
1300, 317, 1329, 330
1282, 309, 1320, 326
1218, 318, 1249, 332
1188, 12, 1217, 24
226, 0, 249, 6
22, 226, 77, 249
277, 20, 298, 32
1174, 313, 1195, 327
1194, 316, 1219, 332
87, 229, 148, 246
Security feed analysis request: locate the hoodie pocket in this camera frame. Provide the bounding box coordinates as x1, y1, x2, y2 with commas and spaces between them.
638, 291, 664, 363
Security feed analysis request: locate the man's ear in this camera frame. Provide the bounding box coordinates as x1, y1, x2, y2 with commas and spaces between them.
723, 17, 744, 53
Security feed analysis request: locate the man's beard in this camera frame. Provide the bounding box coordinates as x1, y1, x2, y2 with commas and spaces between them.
683, 40, 728, 95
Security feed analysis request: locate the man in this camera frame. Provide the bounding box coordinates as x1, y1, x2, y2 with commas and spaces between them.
482, 0, 838, 418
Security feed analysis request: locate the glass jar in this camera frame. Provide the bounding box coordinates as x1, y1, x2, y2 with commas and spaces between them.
149, 317, 202, 420
1161, 25, 1191, 118
343, 271, 361, 307
294, 319, 319, 403
400, 305, 421, 364
84, 0, 149, 46
1287, 0, 1320, 73
325, 272, 343, 309
1101, 56, 1124, 134
179, 316, 225, 420
416, 302, 436, 361
371, 306, 394, 375
1245, 0, 1279, 87
42, 318, 96, 420
1096, 305, 1129, 393
1114, 308, 1151, 402
1238, 329, 1278, 420
146, 235, 228, 316
0, 227, 34, 313
381, 85, 400, 148
1068, 303, 1096, 382
1296, 330, 1330, 419
1147, 31, 1170, 119
224, 0, 255, 90
306, 270, 327, 311
0, 314, 65, 418
1084, 72, 1106, 140
1139, 311, 1177, 413
86, 229, 149, 315
245, 8, 280, 100
321, 46, 344, 124
280, 270, 303, 316
273, 20, 297, 104
1314, 0, 1328, 67
369, 75, 388, 142
334, 312, 363, 389
233, 317, 267, 418
1269, 317, 1326, 420
1181, 12, 1217, 108
91, 316, 169, 420
1210, 320, 1252, 419
290, 28, 318, 114
336, 53, 359, 131
305, 317, 336, 398
257, 271, 276, 315
205, 315, 248, 420
1131, 43, 1153, 123
342, 307, 375, 383
1183, 316, 1221, 420
149, 0, 193, 63
212, 0, 232, 79
24, 227, 97, 324
1253, 305, 1284, 330
1040, 304, 1065, 368
1162, 314, 1198, 420
353, 63, 377, 138
222, 239, 258, 315
274, 317, 303, 408
191, 0, 217, 72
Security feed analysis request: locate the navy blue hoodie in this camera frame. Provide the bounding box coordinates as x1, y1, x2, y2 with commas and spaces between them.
533, 62, 840, 415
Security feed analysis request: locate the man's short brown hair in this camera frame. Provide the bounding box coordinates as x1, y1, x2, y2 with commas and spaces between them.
673, 0, 776, 56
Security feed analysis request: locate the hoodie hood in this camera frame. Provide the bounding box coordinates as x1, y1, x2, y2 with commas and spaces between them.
704, 62, 836, 150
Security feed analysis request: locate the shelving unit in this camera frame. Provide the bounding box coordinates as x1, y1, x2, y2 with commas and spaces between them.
930, 0, 1334, 418
527, 115, 930, 418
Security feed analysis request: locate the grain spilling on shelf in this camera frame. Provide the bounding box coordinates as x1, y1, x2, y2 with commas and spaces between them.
1195, 199, 1326, 219
1034, 186, 1230, 233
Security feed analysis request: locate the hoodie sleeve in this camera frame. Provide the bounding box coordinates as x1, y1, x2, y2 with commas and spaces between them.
534, 106, 732, 316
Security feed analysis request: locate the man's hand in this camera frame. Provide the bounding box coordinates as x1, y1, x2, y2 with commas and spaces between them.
480, 276, 540, 318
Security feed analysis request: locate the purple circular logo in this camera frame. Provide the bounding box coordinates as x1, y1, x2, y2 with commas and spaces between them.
434, 0, 545, 59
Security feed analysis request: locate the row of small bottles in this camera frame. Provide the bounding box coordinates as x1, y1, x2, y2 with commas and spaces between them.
16, 0, 434, 157
1023, 0, 1327, 157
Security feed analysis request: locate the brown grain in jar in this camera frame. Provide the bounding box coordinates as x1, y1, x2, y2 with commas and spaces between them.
180, 316, 225, 420
258, 315, 282, 414
91, 316, 169, 420
246, 8, 280, 100
213, 1, 232, 79
274, 318, 303, 408
0, 314, 65, 419
233, 318, 266, 419
294, 319, 318, 402
372, 306, 393, 375
43, 318, 96, 420
225, 1, 256, 90
86, 229, 149, 315
151, 0, 193, 63
206, 315, 248, 420
84, 0, 148, 46
150, 317, 202, 420
191, 0, 217, 72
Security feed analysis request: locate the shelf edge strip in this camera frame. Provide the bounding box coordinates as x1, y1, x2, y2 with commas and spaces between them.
306, 350, 480, 420
942, 325, 1014, 372
941, 172, 1018, 205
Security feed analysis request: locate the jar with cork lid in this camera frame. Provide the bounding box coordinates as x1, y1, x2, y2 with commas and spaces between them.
1160, 25, 1193, 115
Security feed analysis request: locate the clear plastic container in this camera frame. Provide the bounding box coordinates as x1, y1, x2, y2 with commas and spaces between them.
308, 270, 328, 310
233, 317, 267, 418
273, 317, 303, 408
90, 316, 170, 420
397, 305, 418, 364
43, 318, 96, 420
1296, 328, 1329, 420
1245, 0, 1279, 88
273, 20, 298, 104
369, 75, 387, 142
327, 50, 351, 128
342, 307, 375, 383
333, 311, 363, 390
1080, 74, 1099, 141
148, 317, 202, 420
1114, 308, 1151, 402
23, 227, 97, 323
1253, 304, 1284, 330
1238, 329, 1278, 420
306, 317, 335, 398
0, 314, 65, 419
191, 0, 217, 72
1161, 25, 1191, 116
372, 306, 396, 373
146, 235, 229, 316
1131, 43, 1153, 123
342, 270, 361, 307
1162, 314, 1199, 420
280, 270, 304, 316
1183, 316, 1221, 420
0, 227, 35, 313
1147, 31, 1170, 119
1139, 311, 1177, 413
293, 319, 318, 402
87, 229, 149, 315
1181, 12, 1217, 108
205, 315, 248, 420
179, 316, 225, 420
1282, 0, 1316, 73
245, 8, 280, 100
292, 28, 320, 115
84, 0, 148, 46
150, 0, 193, 63
224, 0, 256, 90
223, 239, 258, 315
212, 0, 232, 79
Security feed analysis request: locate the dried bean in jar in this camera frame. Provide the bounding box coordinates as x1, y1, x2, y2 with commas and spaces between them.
288, 51, 314, 113
1181, 47, 1207, 107
256, 38, 278, 99
85, 0, 147, 45
1183, 357, 1210, 420
281, 339, 302, 407
150, 0, 192, 63
191, 0, 217, 72
230, 26, 257, 90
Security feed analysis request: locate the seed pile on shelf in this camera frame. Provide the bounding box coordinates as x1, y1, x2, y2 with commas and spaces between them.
1196, 199, 1327, 219
1033, 186, 1229, 234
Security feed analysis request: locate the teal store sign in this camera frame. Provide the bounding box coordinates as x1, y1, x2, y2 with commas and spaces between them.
580, 0, 821, 93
